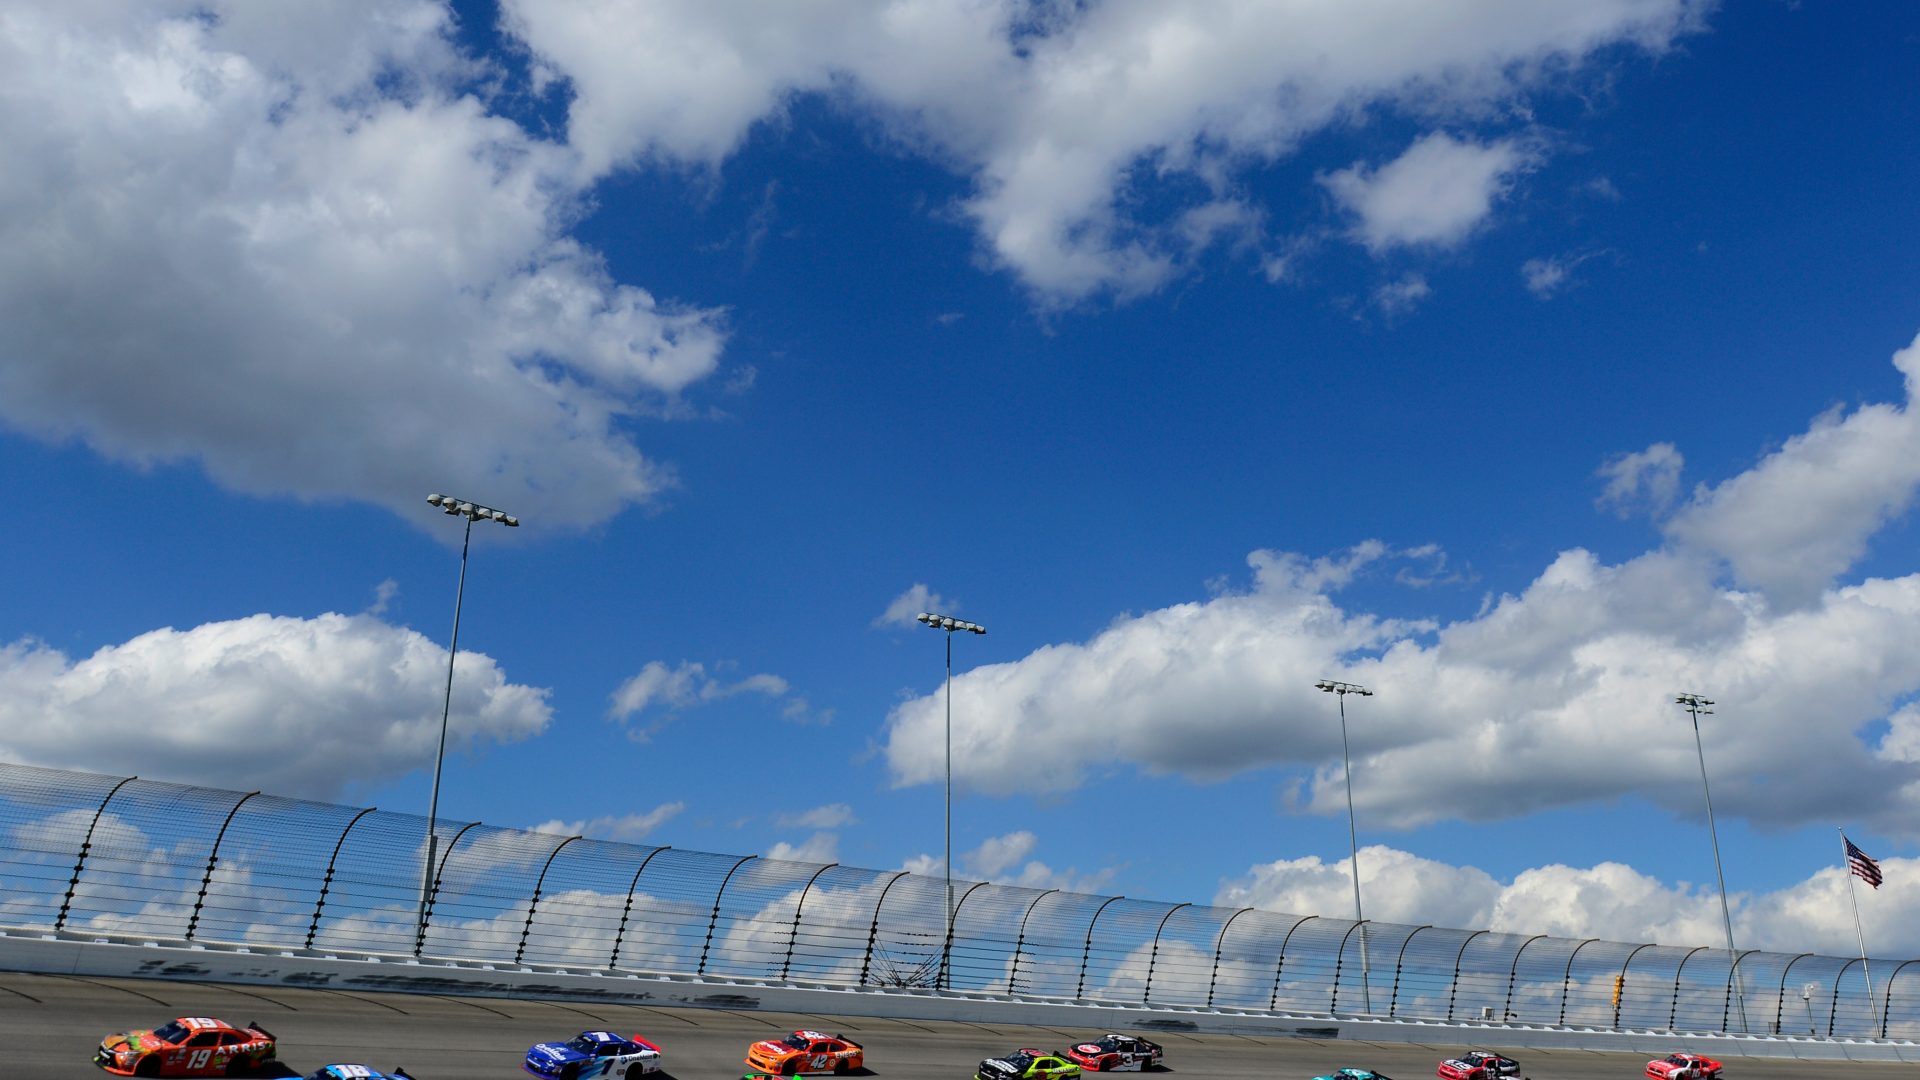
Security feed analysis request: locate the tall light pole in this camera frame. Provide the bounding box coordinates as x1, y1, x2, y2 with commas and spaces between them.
416, 493, 518, 956
917, 610, 984, 991
1316, 678, 1374, 1013
1675, 691, 1748, 1032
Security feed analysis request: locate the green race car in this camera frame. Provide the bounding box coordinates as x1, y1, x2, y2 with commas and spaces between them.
978, 1049, 1083, 1080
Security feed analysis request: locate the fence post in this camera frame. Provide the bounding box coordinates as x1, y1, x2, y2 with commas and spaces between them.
1332, 920, 1367, 1013
1390, 925, 1431, 1017
1831, 957, 1863, 1037
1670, 946, 1707, 1031
608, 846, 669, 970
1205, 907, 1253, 1008
1880, 958, 1916, 1038
944, 881, 990, 990
1270, 915, 1319, 1012
1503, 934, 1545, 1022
1446, 929, 1488, 1021
779, 864, 838, 981
858, 871, 912, 986
515, 834, 582, 964
1558, 938, 1598, 1026
1076, 896, 1125, 999
305, 806, 377, 951
1142, 902, 1190, 1004
1008, 889, 1060, 995
54, 775, 136, 932
416, 820, 480, 957
1616, 942, 1654, 1028
184, 791, 260, 941
698, 855, 757, 975
1722, 948, 1756, 1033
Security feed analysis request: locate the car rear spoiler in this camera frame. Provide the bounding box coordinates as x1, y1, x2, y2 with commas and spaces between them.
247, 1022, 277, 1040
837, 1035, 862, 1049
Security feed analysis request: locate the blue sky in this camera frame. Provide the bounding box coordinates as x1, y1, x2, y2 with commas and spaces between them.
5, 0, 1920, 958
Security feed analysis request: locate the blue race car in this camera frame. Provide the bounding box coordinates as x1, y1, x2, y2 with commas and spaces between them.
525, 1031, 664, 1079
1311, 1071, 1394, 1080
303, 1068, 416, 1080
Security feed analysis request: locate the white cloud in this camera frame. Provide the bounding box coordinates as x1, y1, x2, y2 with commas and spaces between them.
1663, 332, 1920, 608
1372, 273, 1432, 316
1597, 442, 1685, 518
902, 831, 1119, 894
1220, 844, 1920, 956
1521, 250, 1604, 298
531, 803, 684, 843
876, 583, 956, 629
768, 832, 839, 864
0, 0, 729, 530
1325, 133, 1540, 253
776, 804, 857, 830
607, 660, 791, 726
0, 613, 549, 800
504, 0, 1704, 302
882, 337, 1920, 837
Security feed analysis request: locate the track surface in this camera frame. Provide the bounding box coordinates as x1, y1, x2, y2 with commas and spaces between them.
0, 972, 1902, 1080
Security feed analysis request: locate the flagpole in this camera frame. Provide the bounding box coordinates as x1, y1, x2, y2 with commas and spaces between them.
1839, 828, 1876, 1025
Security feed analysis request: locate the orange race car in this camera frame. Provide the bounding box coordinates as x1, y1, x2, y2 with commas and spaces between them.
95, 1016, 277, 1077
745, 1030, 864, 1075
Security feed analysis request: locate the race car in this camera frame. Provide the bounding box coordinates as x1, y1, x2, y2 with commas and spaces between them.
745, 1030, 864, 1075
525, 1031, 663, 1078
1062, 1035, 1163, 1072
1436, 1051, 1521, 1080
95, 1016, 277, 1077
977, 1049, 1082, 1080
1311, 1070, 1395, 1080
1646, 1052, 1722, 1080
302, 1068, 416, 1080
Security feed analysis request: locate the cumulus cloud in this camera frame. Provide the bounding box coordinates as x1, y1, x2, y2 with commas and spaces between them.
1597, 442, 1685, 518
1325, 133, 1540, 253
776, 803, 857, 830
0, 0, 728, 530
903, 831, 1119, 894
768, 833, 839, 864
1663, 333, 1920, 608
608, 660, 791, 727
1372, 274, 1432, 316
1219, 844, 1920, 956
0, 613, 549, 800
531, 803, 685, 843
875, 583, 956, 629
883, 336, 1920, 837
1521, 250, 1605, 298
504, 0, 1704, 302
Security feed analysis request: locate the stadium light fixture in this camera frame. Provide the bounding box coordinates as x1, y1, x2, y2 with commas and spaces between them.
1316, 678, 1375, 1013
416, 493, 519, 956
917, 610, 985, 991
1675, 691, 1748, 1031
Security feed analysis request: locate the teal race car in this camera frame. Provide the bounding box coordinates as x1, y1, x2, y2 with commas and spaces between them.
1311, 1070, 1394, 1080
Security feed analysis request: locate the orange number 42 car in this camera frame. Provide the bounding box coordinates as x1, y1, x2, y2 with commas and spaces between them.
746, 1030, 864, 1075
95, 1016, 277, 1077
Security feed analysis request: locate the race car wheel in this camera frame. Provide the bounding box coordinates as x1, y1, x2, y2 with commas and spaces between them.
558, 1065, 581, 1080
224, 1057, 249, 1077
834, 1061, 850, 1075
782, 1060, 799, 1076
134, 1057, 161, 1078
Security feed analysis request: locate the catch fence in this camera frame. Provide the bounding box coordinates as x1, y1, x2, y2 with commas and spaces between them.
0, 762, 1906, 1037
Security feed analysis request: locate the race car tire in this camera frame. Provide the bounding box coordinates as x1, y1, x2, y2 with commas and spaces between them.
834, 1061, 850, 1075
558, 1065, 581, 1080
225, 1057, 249, 1077
782, 1060, 799, 1076
134, 1057, 160, 1078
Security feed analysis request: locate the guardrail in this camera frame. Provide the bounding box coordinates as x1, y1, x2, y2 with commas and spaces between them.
0, 762, 1907, 1038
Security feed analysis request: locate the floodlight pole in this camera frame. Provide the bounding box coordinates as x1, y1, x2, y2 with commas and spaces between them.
416, 493, 518, 956
918, 611, 985, 991
1316, 678, 1374, 1013
1676, 691, 1748, 1032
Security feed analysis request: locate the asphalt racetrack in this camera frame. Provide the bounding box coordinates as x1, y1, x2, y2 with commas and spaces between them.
0, 972, 1904, 1080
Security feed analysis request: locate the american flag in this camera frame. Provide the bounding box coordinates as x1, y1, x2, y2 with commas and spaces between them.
1846, 836, 1883, 889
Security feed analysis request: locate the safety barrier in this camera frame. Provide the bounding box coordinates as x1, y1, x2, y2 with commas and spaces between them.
0, 762, 1908, 1038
